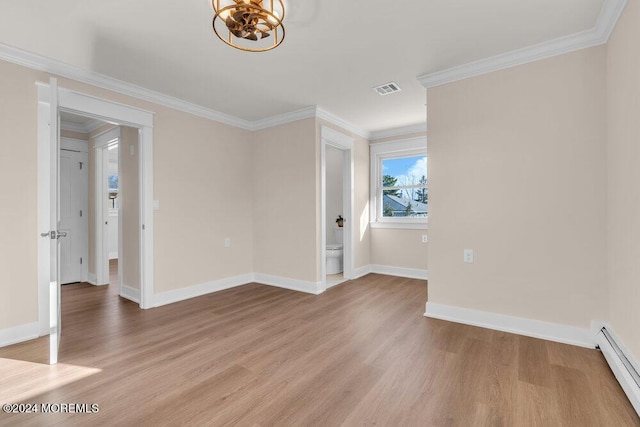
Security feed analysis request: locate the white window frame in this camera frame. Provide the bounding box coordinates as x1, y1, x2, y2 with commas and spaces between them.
370, 137, 427, 230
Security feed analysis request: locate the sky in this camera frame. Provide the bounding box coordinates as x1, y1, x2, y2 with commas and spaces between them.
383, 155, 427, 186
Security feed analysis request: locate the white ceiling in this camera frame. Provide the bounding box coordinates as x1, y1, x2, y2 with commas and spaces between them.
0, 0, 605, 133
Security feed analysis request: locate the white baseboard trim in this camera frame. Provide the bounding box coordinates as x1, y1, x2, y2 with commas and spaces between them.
253, 273, 324, 295
120, 284, 140, 304
153, 274, 254, 308
109, 251, 118, 260
424, 302, 595, 348
352, 265, 372, 279
370, 264, 428, 280
0, 322, 40, 348
87, 273, 97, 285
593, 322, 640, 416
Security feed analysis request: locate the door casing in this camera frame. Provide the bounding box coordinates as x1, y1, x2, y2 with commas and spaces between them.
37, 83, 155, 351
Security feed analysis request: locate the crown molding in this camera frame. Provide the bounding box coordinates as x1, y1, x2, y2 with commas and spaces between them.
418, 0, 628, 88
0, 43, 254, 130
315, 107, 369, 139
0, 43, 374, 138
250, 106, 318, 131
369, 123, 427, 141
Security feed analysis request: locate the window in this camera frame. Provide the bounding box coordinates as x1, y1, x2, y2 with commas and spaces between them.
108, 174, 119, 191
370, 138, 427, 229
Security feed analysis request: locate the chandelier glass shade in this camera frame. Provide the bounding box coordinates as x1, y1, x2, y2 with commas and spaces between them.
212, 0, 285, 52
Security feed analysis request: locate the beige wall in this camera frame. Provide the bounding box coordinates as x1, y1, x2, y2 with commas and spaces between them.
371, 228, 427, 270
427, 47, 608, 328
153, 110, 253, 293
252, 118, 319, 282
369, 131, 428, 272
0, 62, 39, 330
606, 1, 640, 361
120, 126, 140, 290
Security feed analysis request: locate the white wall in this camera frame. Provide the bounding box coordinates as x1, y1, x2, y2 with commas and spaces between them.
120, 126, 139, 290
325, 145, 344, 245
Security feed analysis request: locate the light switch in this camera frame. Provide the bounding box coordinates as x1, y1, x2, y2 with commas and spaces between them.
421, 235, 428, 243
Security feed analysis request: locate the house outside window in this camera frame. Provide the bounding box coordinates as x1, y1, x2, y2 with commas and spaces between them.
370, 137, 427, 229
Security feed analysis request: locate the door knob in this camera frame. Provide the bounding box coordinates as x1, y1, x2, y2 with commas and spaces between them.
56, 231, 68, 239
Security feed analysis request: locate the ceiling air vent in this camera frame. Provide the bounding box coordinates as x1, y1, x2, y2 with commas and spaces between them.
373, 82, 401, 96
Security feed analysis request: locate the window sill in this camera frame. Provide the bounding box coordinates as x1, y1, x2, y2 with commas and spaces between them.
370, 222, 428, 230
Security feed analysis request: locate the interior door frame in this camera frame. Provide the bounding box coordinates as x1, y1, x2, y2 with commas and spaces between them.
60, 137, 89, 284
93, 127, 121, 288
320, 125, 354, 290
37, 82, 156, 342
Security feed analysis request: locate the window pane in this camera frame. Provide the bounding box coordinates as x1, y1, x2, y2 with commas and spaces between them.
108, 174, 119, 190
382, 156, 427, 188
381, 155, 427, 217
382, 189, 428, 217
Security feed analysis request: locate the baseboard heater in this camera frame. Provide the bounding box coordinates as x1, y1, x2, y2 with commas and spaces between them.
596, 327, 640, 416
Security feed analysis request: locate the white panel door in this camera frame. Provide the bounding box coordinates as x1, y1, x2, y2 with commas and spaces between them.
59, 149, 88, 284
48, 77, 61, 365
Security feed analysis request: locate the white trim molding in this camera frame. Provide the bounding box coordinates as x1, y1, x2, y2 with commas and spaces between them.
153, 274, 255, 307
352, 265, 372, 280
253, 273, 324, 295
87, 273, 97, 285
251, 106, 317, 131
316, 107, 369, 139
418, 0, 628, 88
0, 322, 40, 348
370, 265, 428, 280
1, 44, 250, 130
120, 285, 141, 304
0, 43, 374, 139
369, 123, 427, 141
424, 302, 595, 348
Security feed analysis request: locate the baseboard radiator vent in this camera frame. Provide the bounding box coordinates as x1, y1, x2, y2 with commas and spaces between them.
596, 327, 640, 416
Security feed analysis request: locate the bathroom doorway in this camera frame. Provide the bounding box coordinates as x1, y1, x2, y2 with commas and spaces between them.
320, 126, 354, 290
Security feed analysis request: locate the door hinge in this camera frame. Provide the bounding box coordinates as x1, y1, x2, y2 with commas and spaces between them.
80, 257, 83, 265
80, 210, 83, 217
79, 161, 83, 170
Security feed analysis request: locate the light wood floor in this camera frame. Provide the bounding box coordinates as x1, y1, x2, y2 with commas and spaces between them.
0, 268, 638, 426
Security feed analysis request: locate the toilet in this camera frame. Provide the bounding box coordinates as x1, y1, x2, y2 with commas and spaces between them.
326, 228, 344, 275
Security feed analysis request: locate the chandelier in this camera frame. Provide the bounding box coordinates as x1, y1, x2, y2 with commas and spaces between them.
212, 0, 285, 52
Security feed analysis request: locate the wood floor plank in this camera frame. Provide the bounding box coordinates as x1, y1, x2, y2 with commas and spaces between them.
0, 268, 637, 426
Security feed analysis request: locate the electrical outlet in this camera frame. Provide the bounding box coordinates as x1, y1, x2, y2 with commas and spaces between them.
224, 238, 231, 248
464, 249, 474, 264
421, 235, 428, 243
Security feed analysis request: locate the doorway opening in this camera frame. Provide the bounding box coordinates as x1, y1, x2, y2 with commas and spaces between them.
320, 126, 355, 290
37, 80, 154, 363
